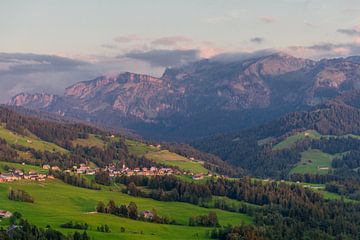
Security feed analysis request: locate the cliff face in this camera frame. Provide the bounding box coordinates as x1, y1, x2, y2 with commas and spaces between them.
8, 53, 360, 140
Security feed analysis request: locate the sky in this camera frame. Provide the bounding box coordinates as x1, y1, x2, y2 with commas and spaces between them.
0, 0, 360, 102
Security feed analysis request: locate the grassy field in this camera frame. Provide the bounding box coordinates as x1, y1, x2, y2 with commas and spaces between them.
125, 139, 208, 174
273, 130, 321, 150
72, 134, 106, 149
0, 161, 47, 174
290, 149, 335, 174
125, 139, 158, 156
145, 150, 208, 174
0, 180, 252, 239
0, 124, 68, 154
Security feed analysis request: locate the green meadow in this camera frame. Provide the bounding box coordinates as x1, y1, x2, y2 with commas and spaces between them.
290, 149, 334, 174
125, 139, 158, 156
0, 161, 47, 174
72, 134, 106, 149
273, 130, 321, 150
0, 180, 252, 240
125, 139, 208, 174
145, 150, 208, 174
0, 125, 68, 154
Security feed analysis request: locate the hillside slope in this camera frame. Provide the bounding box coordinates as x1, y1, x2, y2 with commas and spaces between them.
192, 91, 360, 178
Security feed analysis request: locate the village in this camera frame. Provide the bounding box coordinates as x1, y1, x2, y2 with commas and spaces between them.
0, 161, 211, 183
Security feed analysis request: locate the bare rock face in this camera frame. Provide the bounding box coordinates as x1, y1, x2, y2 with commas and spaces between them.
8, 53, 360, 139
8, 93, 57, 108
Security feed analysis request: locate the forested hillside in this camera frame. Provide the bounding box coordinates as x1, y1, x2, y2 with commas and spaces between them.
192, 91, 360, 179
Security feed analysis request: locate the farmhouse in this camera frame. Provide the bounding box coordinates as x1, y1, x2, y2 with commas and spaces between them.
42, 164, 50, 170
51, 166, 61, 171
192, 173, 205, 180
0, 210, 13, 218
140, 210, 154, 220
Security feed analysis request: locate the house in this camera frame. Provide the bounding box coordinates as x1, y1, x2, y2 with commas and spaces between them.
86, 169, 96, 175
0, 173, 18, 182
0, 210, 13, 218
192, 173, 204, 180
140, 210, 154, 220
51, 166, 61, 171
42, 165, 50, 170
77, 166, 89, 174
14, 170, 24, 177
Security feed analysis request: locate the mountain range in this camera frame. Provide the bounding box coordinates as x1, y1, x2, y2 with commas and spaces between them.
8, 52, 360, 140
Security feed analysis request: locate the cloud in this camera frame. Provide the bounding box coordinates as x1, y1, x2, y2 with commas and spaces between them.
337, 28, 360, 36
122, 49, 201, 67
114, 34, 142, 43
0, 53, 89, 74
0, 52, 167, 103
250, 37, 264, 44
101, 43, 118, 49
0, 53, 100, 102
151, 36, 193, 47
211, 49, 276, 62
286, 42, 360, 59
260, 16, 276, 24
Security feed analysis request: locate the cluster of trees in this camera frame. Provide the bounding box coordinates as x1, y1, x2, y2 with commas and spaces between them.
0, 213, 90, 240
96, 200, 174, 224
94, 170, 111, 185
325, 179, 360, 201
96, 224, 111, 233
8, 188, 34, 203
0, 138, 20, 163
60, 221, 89, 230
54, 172, 100, 190
117, 175, 212, 204
333, 150, 360, 169
210, 224, 265, 240
188, 211, 219, 227
289, 173, 340, 184
0, 106, 103, 149
204, 198, 256, 216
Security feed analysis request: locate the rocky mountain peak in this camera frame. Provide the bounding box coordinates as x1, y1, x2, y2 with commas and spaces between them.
8, 92, 57, 108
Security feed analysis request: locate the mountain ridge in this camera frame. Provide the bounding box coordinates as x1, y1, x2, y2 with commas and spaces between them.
8, 53, 360, 140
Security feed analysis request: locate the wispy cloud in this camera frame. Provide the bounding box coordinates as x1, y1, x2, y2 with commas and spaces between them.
151, 36, 193, 47
122, 49, 201, 67
286, 42, 360, 59
101, 43, 118, 49
114, 34, 142, 43
337, 28, 360, 36
250, 37, 264, 44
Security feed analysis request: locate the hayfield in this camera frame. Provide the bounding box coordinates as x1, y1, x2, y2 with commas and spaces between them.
0, 179, 252, 239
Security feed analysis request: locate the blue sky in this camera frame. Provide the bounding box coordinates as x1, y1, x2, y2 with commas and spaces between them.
0, 0, 360, 101
1, 0, 359, 55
